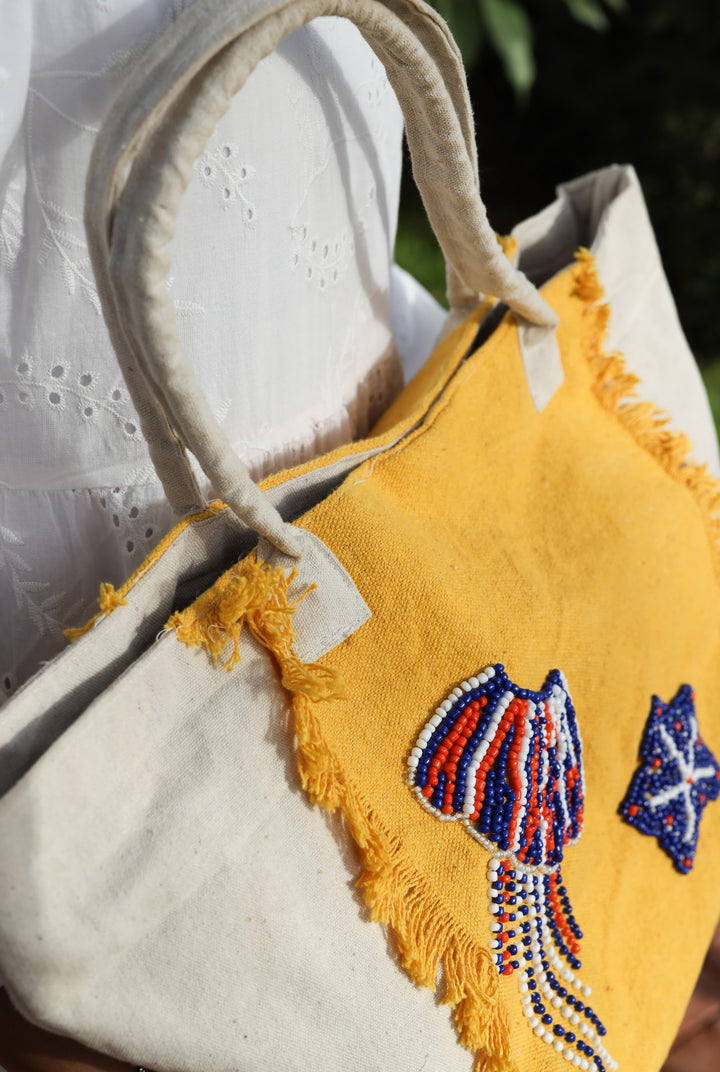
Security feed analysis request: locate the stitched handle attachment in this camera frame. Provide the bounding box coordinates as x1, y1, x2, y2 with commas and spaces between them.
85, 0, 557, 556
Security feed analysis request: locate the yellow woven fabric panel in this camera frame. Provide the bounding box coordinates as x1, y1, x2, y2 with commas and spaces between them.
288, 257, 720, 1072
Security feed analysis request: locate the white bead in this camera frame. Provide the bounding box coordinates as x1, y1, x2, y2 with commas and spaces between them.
411, 747, 423, 757
469, 677, 480, 688
570, 1013, 580, 1026
491, 922, 501, 932
451, 688, 463, 699
490, 940, 501, 950
581, 985, 591, 997
562, 969, 573, 982
564, 1049, 574, 1061
534, 1025, 545, 1037
523, 1004, 534, 1018
486, 666, 495, 677
519, 983, 529, 994
552, 996, 562, 1009
554, 1040, 564, 1053
529, 1016, 539, 1029
573, 1056, 582, 1066
533, 954, 542, 965
479, 673, 488, 684
418, 731, 431, 744
488, 858, 500, 871
543, 1032, 554, 1045
441, 700, 452, 712
562, 1005, 572, 1018
407, 756, 419, 768
521, 993, 531, 1005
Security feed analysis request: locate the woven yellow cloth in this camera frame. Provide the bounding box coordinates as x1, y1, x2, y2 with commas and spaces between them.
281, 254, 720, 1072
150, 250, 720, 1072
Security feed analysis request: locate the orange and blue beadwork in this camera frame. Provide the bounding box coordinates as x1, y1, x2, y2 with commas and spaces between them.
407, 665, 616, 1070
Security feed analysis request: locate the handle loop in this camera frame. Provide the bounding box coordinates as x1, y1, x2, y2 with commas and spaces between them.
85, 0, 556, 556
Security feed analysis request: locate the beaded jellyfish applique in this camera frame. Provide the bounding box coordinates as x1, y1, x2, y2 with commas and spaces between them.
620, 684, 720, 873
407, 665, 617, 1071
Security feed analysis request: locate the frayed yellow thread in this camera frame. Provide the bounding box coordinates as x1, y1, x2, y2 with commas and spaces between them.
64, 501, 229, 642
166, 552, 345, 702
293, 693, 517, 1072
571, 246, 605, 304
64, 583, 128, 642
573, 248, 720, 582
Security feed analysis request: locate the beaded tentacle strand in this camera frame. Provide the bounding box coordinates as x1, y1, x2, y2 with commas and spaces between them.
407, 665, 617, 1070
620, 684, 720, 873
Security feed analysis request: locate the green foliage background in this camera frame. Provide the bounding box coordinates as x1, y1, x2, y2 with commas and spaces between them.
394, 0, 720, 421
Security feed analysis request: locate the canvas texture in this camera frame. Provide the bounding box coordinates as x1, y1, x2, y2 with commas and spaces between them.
1, 1, 719, 1071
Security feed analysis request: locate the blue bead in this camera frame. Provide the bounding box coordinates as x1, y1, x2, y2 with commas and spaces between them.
542, 1014, 553, 1025
553, 1025, 565, 1037
565, 1032, 575, 1043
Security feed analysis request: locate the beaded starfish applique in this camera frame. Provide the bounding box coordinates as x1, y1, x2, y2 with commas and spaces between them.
620, 684, 720, 873
407, 665, 617, 1071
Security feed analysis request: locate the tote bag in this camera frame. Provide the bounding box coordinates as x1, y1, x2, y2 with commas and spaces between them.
1, 3, 720, 1072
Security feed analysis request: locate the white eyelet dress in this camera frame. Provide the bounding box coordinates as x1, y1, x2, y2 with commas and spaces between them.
0, 0, 445, 704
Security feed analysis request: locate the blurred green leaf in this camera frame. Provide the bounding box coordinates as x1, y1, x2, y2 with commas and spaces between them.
431, 0, 484, 68
701, 359, 720, 437
563, 0, 610, 31
478, 0, 536, 101
602, 0, 627, 13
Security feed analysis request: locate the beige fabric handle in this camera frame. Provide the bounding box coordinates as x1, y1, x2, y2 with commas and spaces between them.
86, 0, 557, 556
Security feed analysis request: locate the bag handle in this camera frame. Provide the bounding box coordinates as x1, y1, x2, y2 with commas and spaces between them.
85, 0, 557, 557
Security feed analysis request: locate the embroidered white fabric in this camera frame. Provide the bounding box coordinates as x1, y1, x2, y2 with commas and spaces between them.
0, 0, 445, 704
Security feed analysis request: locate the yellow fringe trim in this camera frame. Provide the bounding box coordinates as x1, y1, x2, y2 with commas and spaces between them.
166, 552, 345, 703
572, 247, 720, 582
293, 693, 517, 1072
64, 583, 128, 641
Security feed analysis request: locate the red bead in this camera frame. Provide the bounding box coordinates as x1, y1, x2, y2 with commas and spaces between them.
628, 805, 639, 817
652, 757, 661, 769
